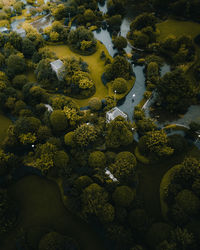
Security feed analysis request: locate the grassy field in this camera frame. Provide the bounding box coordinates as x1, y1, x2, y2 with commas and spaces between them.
0, 113, 12, 144
156, 19, 200, 41
46, 42, 112, 107
2, 175, 106, 250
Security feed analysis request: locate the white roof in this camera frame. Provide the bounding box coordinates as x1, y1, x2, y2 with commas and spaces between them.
50, 59, 64, 70
0, 27, 9, 32
107, 107, 127, 120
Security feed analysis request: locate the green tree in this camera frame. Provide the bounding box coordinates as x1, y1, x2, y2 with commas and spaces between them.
50, 110, 68, 132
35, 58, 55, 82
109, 151, 137, 182
156, 69, 196, 113
112, 186, 135, 207
88, 97, 102, 111
6, 54, 26, 77
138, 130, 174, 159
104, 56, 131, 81
81, 183, 108, 217
106, 116, 134, 148
88, 151, 106, 169
73, 123, 98, 148
113, 36, 127, 50
22, 38, 36, 58
112, 77, 127, 94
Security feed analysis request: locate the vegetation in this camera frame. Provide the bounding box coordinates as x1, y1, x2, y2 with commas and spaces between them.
0, 1, 200, 250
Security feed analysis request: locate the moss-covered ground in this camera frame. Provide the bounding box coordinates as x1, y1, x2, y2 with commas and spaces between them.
2, 175, 105, 250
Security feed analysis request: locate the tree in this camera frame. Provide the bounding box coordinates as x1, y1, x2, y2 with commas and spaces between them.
112, 77, 127, 94
104, 56, 132, 81
136, 118, 157, 135
99, 203, 115, 223
73, 123, 98, 148
50, 110, 68, 132
88, 97, 102, 111
52, 4, 67, 20
35, 142, 57, 172
130, 13, 157, 31
175, 189, 200, 215
35, 58, 55, 82
22, 38, 36, 58
81, 183, 108, 217
84, 9, 95, 22
109, 151, 137, 182
88, 151, 106, 169
12, 75, 27, 89
112, 186, 135, 207
64, 131, 75, 147
106, 116, 134, 148
138, 130, 174, 159
68, 26, 97, 52
156, 69, 197, 113
113, 36, 127, 50
6, 54, 26, 77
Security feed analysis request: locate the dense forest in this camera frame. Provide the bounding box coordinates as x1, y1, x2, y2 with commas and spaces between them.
0, 0, 200, 249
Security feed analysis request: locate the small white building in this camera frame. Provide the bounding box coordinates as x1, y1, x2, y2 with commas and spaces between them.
16, 28, 26, 38
106, 107, 127, 123
50, 59, 65, 80
0, 27, 9, 34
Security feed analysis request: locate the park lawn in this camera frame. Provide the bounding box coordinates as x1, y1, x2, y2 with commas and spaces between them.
0, 113, 12, 144
2, 175, 105, 250
156, 19, 200, 42
137, 144, 200, 221
46, 41, 112, 107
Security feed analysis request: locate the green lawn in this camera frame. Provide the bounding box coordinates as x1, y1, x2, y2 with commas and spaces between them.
157, 19, 200, 41
0, 113, 12, 144
2, 175, 105, 250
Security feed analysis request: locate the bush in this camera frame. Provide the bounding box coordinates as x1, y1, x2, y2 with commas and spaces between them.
112, 77, 127, 94
88, 151, 106, 169
88, 97, 102, 111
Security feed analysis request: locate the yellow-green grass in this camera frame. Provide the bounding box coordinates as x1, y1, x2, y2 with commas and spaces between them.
0, 113, 12, 144
46, 41, 113, 107
134, 146, 149, 164
156, 19, 200, 42
2, 175, 105, 250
